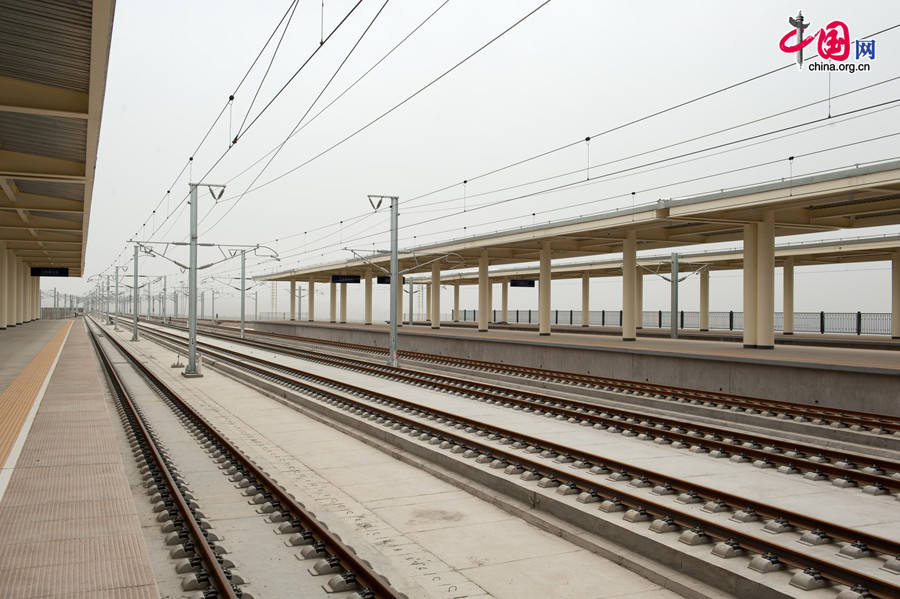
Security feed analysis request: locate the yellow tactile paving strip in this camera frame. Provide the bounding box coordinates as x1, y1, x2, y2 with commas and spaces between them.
0, 320, 72, 469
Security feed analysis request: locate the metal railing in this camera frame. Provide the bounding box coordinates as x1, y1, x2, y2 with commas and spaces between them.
453, 309, 893, 336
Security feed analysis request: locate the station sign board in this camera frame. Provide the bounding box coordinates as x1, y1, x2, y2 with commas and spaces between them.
376, 276, 406, 285
509, 279, 535, 287
31, 267, 69, 277
331, 275, 361, 284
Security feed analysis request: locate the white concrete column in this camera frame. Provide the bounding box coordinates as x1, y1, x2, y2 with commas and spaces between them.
4, 250, 12, 326
17, 259, 24, 324
892, 250, 899, 339
426, 284, 432, 322
501, 279, 509, 323
487, 281, 493, 323
431, 262, 441, 329
329, 281, 337, 323
308, 279, 315, 321
453, 284, 460, 321
756, 211, 775, 349
783, 257, 794, 335
622, 231, 636, 341
339, 282, 347, 323
538, 240, 551, 336
699, 269, 710, 331
581, 273, 590, 327
26, 274, 32, 321
0, 243, 6, 329
289, 281, 296, 320
634, 267, 643, 330
743, 224, 758, 347
33, 275, 39, 320
364, 270, 373, 325
478, 250, 489, 332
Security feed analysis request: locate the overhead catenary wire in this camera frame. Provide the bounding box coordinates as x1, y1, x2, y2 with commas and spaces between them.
207, 0, 556, 223
204, 19, 900, 257
202, 0, 393, 234
224, 0, 452, 187
93, 0, 306, 277
209, 95, 900, 278
220, 74, 900, 270
233, 128, 900, 278
231, 0, 365, 146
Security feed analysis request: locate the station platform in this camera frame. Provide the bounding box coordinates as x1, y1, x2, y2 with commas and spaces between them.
0, 320, 158, 597
434, 320, 900, 351
248, 319, 900, 417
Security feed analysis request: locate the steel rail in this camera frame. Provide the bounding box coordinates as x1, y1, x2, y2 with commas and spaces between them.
139, 322, 900, 491
151, 316, 900, 433
86, 320, 240, 598
94, 317, 405, 599
137, 324, 900, 598
136, 326, 900, 563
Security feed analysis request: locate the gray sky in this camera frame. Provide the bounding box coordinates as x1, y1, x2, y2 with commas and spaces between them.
55, 1, 900, 319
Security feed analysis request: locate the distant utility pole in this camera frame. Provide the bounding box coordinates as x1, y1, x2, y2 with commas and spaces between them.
671, 253, 679, 339
368, 195, 399, 366
184, 182, 225, 377
132, 245, 138, 341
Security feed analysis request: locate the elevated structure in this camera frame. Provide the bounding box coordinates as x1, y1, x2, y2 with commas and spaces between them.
259, 158, 900, 345
0, 0, 115, 328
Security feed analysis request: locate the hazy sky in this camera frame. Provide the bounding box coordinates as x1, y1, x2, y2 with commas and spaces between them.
53, 1, 900, 319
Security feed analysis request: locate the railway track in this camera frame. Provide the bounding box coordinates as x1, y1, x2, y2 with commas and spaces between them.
132, 319, 900, 599
140, 320, 900, 494
88, 317, 405, 599
155, 317, 900, 436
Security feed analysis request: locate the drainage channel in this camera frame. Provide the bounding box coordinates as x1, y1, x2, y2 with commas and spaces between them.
89, 317, 405, 599
141, 322, 900, 492
135, 321, 900, 599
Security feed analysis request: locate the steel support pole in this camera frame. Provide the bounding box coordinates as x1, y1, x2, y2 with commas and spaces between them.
670, 253, 679, 339
622, 231, 636, 341
782, 257, 794, 335
162, 276, 167, 319
240, 250, 246, 339
431, 261, 440, 329
408, 280, 413, 326
538, 241, 551, 336
290, 281, 296, 320
185, 184, 200, 375
106, 276, 110, 324
388, 196, 399, 366
699, 268, 710, 331
743, 223, 758, 348
132, 245, 138, 341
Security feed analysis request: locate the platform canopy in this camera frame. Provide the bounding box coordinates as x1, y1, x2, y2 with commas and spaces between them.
257, 159, 900, 283
410, 234, 900, 284
0, 0, 115, 277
